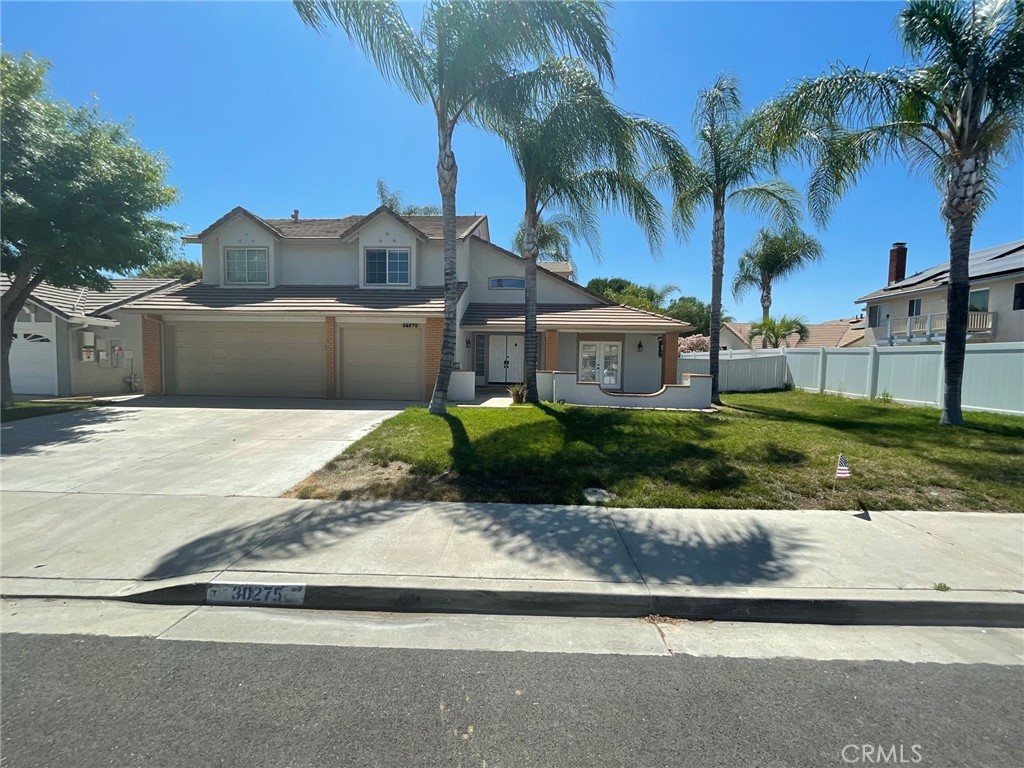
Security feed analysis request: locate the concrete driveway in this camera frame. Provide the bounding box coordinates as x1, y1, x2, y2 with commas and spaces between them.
0, 397, 403, 497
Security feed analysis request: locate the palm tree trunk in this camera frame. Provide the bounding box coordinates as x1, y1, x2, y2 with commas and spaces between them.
428, 132, 459, 416
522, 207, 540, 404
939, 212, 974, 426
760, 283, 771, 349
708, 196, 726, 405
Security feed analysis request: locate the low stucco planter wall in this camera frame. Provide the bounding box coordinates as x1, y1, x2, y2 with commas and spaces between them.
449, 370, 476, 403
543, 371, 712, 409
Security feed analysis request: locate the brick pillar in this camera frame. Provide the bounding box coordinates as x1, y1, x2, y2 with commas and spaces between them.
324, 317, 337, 399
424, 317, 443, 401
141, 315, 163, 395
543, 330, 559, 370
661, 332, 679, 386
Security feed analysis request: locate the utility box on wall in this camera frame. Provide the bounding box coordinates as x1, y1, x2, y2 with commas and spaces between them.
81, 346, 95, 362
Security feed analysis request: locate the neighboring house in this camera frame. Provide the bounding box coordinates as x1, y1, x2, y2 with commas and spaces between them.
719, 317, 865, 350
124, 205, 689, 401
858, 240, 1024, 346
1, 277, 180, 396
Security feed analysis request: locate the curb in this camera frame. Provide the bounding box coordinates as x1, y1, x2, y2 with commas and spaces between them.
28, 582, 1018, 628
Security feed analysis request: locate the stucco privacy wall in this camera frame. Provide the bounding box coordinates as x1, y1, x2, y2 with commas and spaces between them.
547, 371, 712, 409
67, 311, 146, 395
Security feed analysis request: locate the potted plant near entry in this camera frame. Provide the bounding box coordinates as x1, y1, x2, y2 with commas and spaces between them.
507, 383, 527, 404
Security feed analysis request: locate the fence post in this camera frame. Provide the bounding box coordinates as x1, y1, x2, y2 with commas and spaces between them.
866, 345, 879, 400
817, 347, 827, 393
935, 345, 945, 408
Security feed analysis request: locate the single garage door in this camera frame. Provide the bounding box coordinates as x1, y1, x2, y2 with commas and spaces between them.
10, 328, 59, 395
171, 322, 325, 397
342, 324, 422, 400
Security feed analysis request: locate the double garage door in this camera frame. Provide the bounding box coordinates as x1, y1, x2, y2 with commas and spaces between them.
169, 322, 421, 400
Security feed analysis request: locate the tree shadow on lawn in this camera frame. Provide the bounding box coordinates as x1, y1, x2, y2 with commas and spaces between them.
438, 407, 747, 503
143, 498, 810, 588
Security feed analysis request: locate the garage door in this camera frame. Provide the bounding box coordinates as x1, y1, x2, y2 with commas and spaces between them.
342, 324, 422, 400
10, 328, 59, 395
171, 323, 325, 397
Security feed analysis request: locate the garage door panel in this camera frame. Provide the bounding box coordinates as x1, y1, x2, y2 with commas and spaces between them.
171, 322, 324, 398
342, 325, 422, 401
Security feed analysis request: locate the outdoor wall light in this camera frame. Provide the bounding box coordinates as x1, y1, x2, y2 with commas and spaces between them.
637, 340, 644, 352
466, 336, 472, 348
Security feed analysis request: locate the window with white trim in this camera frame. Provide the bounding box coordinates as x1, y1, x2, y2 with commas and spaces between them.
366, 248, 410, 285
225, 248, 269, 285
489, 277, 525, 290
907, 298, 922, 317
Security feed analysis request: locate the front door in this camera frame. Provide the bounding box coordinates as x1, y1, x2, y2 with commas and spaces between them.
579, 341, 622, 389
487, 334, 524, 384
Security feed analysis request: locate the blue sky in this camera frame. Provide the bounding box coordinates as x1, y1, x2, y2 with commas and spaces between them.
3, 0, 1021, 323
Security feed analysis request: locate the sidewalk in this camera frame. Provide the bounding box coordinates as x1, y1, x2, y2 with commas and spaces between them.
2, 491, 1022, 626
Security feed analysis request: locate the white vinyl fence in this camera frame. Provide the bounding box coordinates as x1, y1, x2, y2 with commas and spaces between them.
679, 342, 1024, 415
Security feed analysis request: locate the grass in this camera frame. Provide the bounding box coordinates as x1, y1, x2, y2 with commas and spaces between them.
287, 391, 1024, 512
1, 401, 94, 423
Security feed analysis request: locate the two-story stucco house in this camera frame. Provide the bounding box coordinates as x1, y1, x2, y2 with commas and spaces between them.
857, 239, 1024, 346
124, 206, 689, 401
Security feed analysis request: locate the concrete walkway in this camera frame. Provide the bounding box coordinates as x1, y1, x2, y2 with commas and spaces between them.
2, 492, 1021, 625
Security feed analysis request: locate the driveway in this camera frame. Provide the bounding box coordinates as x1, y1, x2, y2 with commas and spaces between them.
0, 397, 403, 497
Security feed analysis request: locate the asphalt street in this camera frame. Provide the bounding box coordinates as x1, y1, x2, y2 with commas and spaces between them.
2, 633, 1021, 768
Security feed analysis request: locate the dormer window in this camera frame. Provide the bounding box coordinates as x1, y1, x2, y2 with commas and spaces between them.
366, 248, 410, 286
225, 248, 269, 285
489, 277, 525, 290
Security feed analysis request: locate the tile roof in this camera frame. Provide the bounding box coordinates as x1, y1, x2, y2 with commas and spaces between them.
460, 303, 691, 331
124, 282, 467, 315
1, 276, 181, 320
857, 239, 1024, 303
186, 205, 488, 242
724, 317, 865, 349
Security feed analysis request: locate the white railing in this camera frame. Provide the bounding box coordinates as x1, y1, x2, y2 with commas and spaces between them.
886, 311, 992, 342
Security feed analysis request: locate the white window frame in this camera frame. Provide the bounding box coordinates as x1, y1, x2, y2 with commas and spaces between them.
578, 340, 622, 389
223, 247, 270, 286
968, 288, 990, 313
364, 247, 411, 287
489, 276, 525, 290
907, 298, 922, 317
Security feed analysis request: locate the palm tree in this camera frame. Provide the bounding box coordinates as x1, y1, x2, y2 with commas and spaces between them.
496, 62, 684, 402
295, 0, 613, 415
375, 179, 440, 216
761, 0, 1024, 425
670, 73, 802, 404
731, 227, 824, 344
746, 315, 810, 348
512, 213, 594, 280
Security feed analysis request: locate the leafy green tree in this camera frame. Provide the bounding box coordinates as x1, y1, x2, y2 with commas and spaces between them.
375, 178, 440, 216
586, 277, 679, 314
664, 295, 735, 337
1, 52, 179, 405
295, 0, 613, 414
136, 259, 203, 282
746, 315, 811, 348
668, 73, 802, 404
512, 213, 592, 280
498, 61, 682, 401
762, 0, 1024, 425
731, 226, 824, 342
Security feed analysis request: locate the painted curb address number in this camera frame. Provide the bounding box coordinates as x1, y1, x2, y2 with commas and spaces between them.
207, 583, 306, 606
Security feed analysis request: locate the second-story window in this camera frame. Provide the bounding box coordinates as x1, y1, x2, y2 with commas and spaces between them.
366, 248, 410, 286
489, 277, 525, 289
968, 289, 989, 313
907, 298, 922, 317
225, 248, 269, 285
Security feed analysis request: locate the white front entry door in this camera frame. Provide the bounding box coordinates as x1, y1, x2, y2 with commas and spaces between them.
579, 341, 622, 389
488, 334, 524, 384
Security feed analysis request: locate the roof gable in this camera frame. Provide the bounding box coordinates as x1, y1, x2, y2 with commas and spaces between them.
186, 206, 283, 242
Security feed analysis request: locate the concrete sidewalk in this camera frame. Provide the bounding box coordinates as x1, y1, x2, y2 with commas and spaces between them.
2, 491, 1022, 625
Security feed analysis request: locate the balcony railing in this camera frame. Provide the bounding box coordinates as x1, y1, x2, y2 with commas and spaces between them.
885, 311, 993, 343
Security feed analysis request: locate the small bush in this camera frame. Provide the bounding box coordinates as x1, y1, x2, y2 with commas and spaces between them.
877, 390, 893, 404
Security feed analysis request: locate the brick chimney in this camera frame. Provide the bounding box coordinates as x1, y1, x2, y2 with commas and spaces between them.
887, 242, 907, 285
291, 209, 299, 222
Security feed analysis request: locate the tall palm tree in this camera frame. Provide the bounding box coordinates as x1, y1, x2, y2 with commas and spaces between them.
732, 227, 824, 340
762, 0, 1024, 425
294, 0, 613, 415
496, 62, 684, 402
746, 315, 810, 349
512, 213, 595, 280
670, 73, 802, 405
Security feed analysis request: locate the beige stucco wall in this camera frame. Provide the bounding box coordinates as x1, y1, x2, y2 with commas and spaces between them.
623, 333, 662, 392
465, 240, 600, 305
280, 241, 359, 285
67, 310, 145, 395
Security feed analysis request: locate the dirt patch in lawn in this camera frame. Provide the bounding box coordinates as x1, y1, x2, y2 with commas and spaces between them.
285, 452, 418, 501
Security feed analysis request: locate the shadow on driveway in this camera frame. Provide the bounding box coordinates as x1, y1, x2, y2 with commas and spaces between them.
0, 408, 133, 457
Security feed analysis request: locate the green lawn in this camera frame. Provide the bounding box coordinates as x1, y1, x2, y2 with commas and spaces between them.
1, 401, 94, 423
289, 391, 1024, 511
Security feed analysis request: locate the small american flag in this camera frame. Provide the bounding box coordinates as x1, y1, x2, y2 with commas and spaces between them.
835, 453, 852, 479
